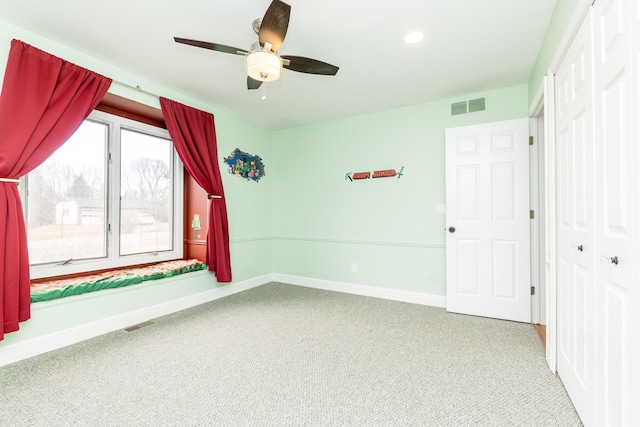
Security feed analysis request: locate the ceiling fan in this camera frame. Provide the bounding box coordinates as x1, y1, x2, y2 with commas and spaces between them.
174, 0, 339, 90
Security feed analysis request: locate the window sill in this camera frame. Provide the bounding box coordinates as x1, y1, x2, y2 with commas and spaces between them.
30, 259, 208, 303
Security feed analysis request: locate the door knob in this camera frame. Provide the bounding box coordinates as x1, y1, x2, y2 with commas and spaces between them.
601, 255, 619, 265
448, 226, 456, 233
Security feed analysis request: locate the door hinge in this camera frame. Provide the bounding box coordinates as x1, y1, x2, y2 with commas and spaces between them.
530, 210, 535, 219
531, 286, 535, 296
529, 136, 534, 146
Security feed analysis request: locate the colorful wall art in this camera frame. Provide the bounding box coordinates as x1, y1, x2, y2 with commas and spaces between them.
345, 166, 404, 181
224, 148, 265, 182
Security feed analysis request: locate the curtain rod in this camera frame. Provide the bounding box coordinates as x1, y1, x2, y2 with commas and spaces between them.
111, 80, 161, 99
108, 82, 224, 200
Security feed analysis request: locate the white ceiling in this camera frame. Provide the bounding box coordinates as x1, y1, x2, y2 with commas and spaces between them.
0, 0, 557, 130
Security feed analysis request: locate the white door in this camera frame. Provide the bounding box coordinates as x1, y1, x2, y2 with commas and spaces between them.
592, 0, 637, 424
530, 113, 547, 326
630, 2, 640, 424
445, 118, 530, 323
554, 11, 596, 425
623, 1, 640, 425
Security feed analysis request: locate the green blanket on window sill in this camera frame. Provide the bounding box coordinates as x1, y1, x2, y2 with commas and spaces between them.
30, 259, 208, 303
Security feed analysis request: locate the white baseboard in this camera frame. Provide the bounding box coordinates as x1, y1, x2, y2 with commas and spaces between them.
272, 274, 447, 308
1, 273, 445, 367
0, 274, 271, 367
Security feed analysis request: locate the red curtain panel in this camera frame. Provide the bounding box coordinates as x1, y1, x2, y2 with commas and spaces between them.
160, 98, 232, 282
0, 40, 111, 340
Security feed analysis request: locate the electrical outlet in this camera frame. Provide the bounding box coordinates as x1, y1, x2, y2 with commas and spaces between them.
351, 262, 357, 273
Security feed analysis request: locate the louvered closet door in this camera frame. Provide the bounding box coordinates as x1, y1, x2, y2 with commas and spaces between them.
554, 10, 596, 425
592, 0, 638, 424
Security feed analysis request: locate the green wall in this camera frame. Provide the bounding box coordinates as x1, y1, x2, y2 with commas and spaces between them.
272, 85, 529, 296
0, 0, 582, 299
0, 19, 274, 353
0, 0, 581, 352
0, 20, 274, 284
528, 0, 587, 103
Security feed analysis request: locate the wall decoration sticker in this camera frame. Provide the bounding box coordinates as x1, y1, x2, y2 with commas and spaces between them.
345, 166, 404, 181
224, 148, 265, 182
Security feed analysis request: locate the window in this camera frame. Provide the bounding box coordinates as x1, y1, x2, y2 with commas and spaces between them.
23, 110, 183, 279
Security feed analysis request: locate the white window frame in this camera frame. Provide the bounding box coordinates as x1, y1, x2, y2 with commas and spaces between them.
23, 110, 183, 279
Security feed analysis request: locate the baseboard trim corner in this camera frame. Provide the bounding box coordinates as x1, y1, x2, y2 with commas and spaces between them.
272, 274, 446, 308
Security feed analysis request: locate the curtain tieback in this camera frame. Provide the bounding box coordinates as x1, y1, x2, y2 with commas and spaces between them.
208, 194, 222, 199
0, 177, 20, 183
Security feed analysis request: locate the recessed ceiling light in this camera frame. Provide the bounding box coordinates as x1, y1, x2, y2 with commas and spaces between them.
404, 31, 424, 44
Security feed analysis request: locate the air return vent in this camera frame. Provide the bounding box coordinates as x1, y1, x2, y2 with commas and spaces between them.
123, 320, 154, 332
468, 97, 486, 113
451, 97, 486, 116
451, 101, 468, 116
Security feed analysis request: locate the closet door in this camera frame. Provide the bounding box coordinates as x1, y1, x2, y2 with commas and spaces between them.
631, 2, 640, 425
592, 0, 637, 424
554, 10, 596, 424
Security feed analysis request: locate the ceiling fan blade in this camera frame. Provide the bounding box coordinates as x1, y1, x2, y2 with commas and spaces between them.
247, 77, 263, 90
174, 37, 247, 55
258, 0, 291, 52
281, 56, 339, 76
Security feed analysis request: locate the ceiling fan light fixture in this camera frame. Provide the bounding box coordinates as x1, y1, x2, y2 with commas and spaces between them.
174, 1, 339, 90
246, 50, 282, 82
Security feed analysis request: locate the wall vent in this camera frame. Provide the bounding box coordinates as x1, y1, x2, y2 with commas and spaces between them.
451, 97, 487, 116
468, 97, 486, 113
123, 320, 155, 332
451, 101, 468, 116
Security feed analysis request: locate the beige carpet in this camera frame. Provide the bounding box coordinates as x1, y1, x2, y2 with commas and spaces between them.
0, 282, 582, 426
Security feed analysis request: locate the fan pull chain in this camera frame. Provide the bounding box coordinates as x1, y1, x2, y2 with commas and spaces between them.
261, 84, 267, 101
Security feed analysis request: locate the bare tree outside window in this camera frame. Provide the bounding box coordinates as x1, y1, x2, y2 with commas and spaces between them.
120, 129, 173, 255
23, 111, 182, 279
26, 120, 107, 264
